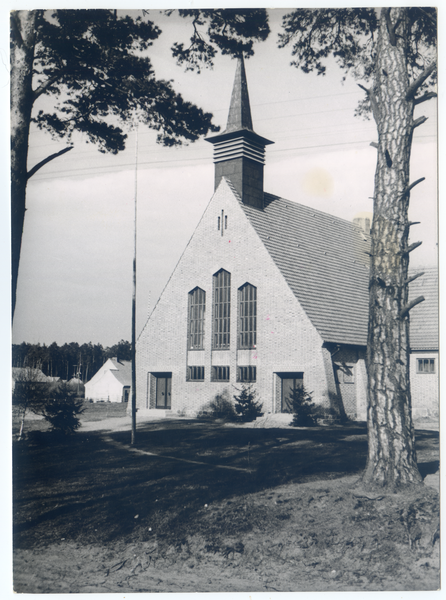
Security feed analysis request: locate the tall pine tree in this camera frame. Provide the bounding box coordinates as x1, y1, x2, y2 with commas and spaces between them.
279, 8, 436, 488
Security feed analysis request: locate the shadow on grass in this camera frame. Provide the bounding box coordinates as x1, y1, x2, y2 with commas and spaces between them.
13, 420, 439, 549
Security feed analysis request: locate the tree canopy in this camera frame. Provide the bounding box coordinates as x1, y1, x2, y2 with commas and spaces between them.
13, 9, 270, 154
10, 9, 270, 319
279, 8, 436, 116
12, 340, 132, 381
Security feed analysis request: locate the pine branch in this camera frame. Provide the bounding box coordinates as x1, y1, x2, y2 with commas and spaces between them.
33, 69, 72, 100
405, 241, 423, 255
405, 272, 424, 285
418, 7, 437, 26
406, 61, 437, 100
414, 91, 437, 106
400, 296, 425, 319
27, 147, 74, 180
383, 8, 397, 46
400, 177, 425, 199
413, 116, 428, 129
357, 84, 379, 123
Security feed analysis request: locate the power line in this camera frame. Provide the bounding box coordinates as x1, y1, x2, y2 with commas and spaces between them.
27, 90, 370, 149
29, 134, 436, 182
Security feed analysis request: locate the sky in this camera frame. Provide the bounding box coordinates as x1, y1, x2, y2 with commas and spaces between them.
9, 8, 438, 348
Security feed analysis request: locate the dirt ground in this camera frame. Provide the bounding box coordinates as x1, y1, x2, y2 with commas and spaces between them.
13, 411, 440, 593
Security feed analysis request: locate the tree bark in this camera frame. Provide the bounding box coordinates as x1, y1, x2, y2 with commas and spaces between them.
362, 8, 422, 489
11, 11, 37, 321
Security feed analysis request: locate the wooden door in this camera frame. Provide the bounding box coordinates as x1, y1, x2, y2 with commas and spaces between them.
156, 374, 172, 409
281, 373, 303, 413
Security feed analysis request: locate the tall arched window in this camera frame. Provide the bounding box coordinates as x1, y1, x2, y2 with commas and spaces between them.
188, 287, 206, 350
213, 269, 231, 349
239, 283, 257, 348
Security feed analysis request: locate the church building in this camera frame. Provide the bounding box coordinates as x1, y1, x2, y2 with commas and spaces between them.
135, 58, 437, 421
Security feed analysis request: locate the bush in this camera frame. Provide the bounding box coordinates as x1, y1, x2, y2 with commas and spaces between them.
233, 385, 263, 422
198, 391, 237, 421
289, 386, 318, 427
38, 382, 85, 435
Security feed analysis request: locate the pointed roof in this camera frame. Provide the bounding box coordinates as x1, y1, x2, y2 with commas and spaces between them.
226, 57, 253, 133
206, 57, 273, 147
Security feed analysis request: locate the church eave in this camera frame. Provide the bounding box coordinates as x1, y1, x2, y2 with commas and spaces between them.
205, 127, 274, 147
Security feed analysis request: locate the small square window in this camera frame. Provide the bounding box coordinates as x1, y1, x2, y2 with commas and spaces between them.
417, 358, 436, 374
188, 366, 205, 381
211, 366, 230, 382
237, 366, 257, 382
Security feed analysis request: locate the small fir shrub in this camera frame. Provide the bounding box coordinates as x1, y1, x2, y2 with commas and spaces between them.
198, 391, 237, 421
289, 386, 318, 427
233, 385, 263, 422
38, 382, 85, 435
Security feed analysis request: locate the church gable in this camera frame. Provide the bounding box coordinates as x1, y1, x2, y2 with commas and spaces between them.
136, 176, 325, 414
139, 176, 316, 346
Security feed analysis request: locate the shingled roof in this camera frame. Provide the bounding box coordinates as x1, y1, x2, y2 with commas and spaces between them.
408, 266, 438, 351
240, 190, 371, 346
109, 358, 132, 386
239, 187, 438, 351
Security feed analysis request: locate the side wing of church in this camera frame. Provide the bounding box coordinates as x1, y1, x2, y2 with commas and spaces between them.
135, 57, 437, 422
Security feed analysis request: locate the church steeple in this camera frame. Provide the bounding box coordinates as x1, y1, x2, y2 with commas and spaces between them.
226, 57, 253, 132
206, 56, 274, 210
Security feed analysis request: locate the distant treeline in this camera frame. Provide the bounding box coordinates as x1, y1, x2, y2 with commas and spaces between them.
12, 340, 132, 383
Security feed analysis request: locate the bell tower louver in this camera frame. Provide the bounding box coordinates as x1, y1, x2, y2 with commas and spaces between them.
206, 57, 274, 210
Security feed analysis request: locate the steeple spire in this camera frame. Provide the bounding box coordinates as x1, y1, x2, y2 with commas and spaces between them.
206, 57, 274, 210
225, 57, 253, 133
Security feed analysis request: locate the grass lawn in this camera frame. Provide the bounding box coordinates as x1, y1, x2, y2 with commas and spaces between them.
80, 400, 128, 421
13, 418, 440, 593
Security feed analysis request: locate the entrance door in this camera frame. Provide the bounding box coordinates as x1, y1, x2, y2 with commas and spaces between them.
155, 373, 172, 409
280, 373, 303, 413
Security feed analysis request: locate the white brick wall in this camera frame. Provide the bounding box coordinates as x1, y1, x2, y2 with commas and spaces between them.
410, 352, 439, 417
136, 179, 338, 416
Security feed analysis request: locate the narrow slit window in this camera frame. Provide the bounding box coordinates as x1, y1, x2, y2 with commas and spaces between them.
239, 283, 257, 348
213, 270, 231, 349
188, 287, 205, 350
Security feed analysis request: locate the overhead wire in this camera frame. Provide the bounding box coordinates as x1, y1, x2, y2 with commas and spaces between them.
29, 134, 436, 182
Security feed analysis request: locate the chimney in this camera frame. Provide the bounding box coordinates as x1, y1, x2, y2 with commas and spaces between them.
206, 57, 274, 209
353, 212, 373, 235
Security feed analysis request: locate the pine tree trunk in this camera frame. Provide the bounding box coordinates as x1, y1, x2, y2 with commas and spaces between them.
362, 8, 422, 488
11, 11, 37, 320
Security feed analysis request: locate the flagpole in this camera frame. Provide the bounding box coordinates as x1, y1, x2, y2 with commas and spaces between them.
131, 123, 138, 446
